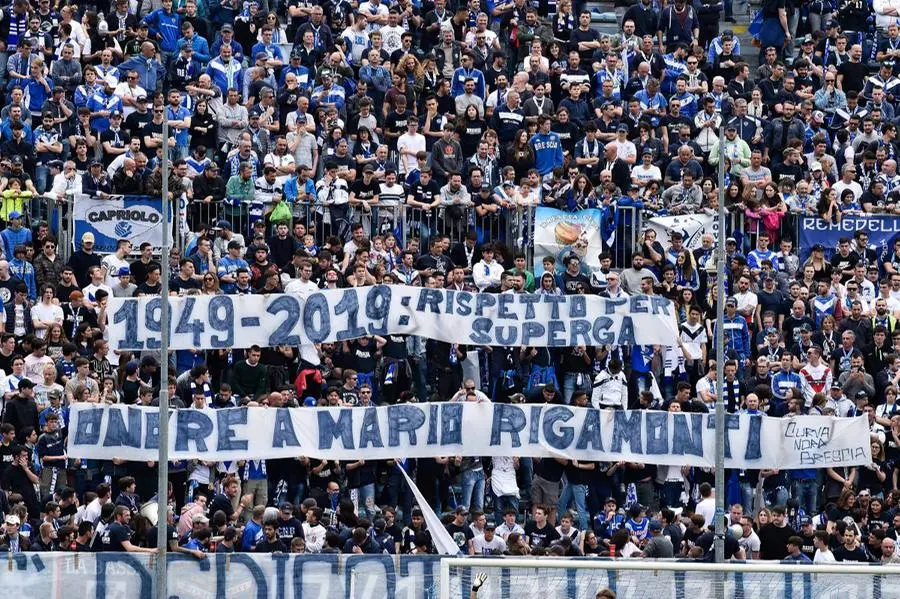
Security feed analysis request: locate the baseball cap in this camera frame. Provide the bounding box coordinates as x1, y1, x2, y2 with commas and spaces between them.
725, 297, 737, 307
8, 211, 21, 219
216, 219, 232, 230
136, 95, 148, 103
810, 162, 823, 172
856, 389, 870, 398
812, 111, 824, 123
811, 243, 825, 252
765, 327, 778, 335
227, 240, 242, 250
799, 323, 812, 333
801, 34, 814, 44
455, 506, 468, 515
117, 267, 130, 277
831, 381, 842, 390
280, 502, 293, 512
110, 110, 123, 118
484, 522, 496, 530
220, 24, 233, 32
82, 232, 95, 243
10, 156, 22, 165
4, 515, 20, 525
254, 51, 268, 61
725, 237, 737, 244
604, 496, 617, 504
649, 520, 663, 531
616, 124, 629, 133
799, 516, 813, 526
18, 379, 34, 390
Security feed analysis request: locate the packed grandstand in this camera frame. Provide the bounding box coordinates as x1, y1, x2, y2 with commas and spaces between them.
0, 0, 893, 582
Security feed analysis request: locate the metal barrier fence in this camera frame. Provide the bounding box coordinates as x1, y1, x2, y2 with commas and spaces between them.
186, 201, 646, 270
3, 195, 73, 262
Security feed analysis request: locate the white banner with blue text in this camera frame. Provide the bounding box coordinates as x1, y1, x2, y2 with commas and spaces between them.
66, 404, 872, 469
73, 194, 171, 253
106, 287, 680, 350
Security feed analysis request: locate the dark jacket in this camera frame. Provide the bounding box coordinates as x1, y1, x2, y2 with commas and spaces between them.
2, 395, 39, 442
3, 300, 32, 339
67, 250, 102, 287
81, 172, 112, 197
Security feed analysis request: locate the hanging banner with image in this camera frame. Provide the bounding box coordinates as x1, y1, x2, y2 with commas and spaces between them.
73, 194, 172, 253
106, 286, 680, 350
646, 213, 718, 251
66, 403, 872, 469
533, 207, 616, 276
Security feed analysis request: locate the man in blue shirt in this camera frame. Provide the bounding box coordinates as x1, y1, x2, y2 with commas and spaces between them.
143, 0, 181, 56
530, 116, 564, 178
240, 505, 264, 551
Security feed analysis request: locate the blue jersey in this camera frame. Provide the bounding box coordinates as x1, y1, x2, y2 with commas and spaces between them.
530, 132, 564, 175
625, 517, 650, 541
771, 370, 802, 401
812, 293, 838, 327
593, 512, 625, 539
143, 9, 181, 53
747, 249, 776, 270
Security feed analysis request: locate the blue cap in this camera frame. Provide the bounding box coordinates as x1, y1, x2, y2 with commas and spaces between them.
7, 211, 21, 219
215, 219, 232, 230
303, 397, 317, 407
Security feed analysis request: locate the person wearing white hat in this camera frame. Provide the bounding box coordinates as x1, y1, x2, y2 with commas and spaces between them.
0, 514, 29, 552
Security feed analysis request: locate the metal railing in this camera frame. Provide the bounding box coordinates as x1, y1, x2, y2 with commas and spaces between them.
183, 201, 648, 270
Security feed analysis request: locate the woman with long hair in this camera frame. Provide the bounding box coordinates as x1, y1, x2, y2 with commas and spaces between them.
858, 440, 889, 497
189, 99, 217, 151
459, 104, 487, 157
320, 125, 345, 161
420, 55, 441, 99
553, 0, 576, 42
724, 181, 745, 212
675, 250, 699, 290
45, 323, 68, 360
507, 129, 535, 182
565, 174, 596, 211
818, 187, 841, 223
258, 12, 285, 43
760, 182, 788, 242
201, 273, 222, 295
803, 243, 833, 282
396, 54, 425, 103
352, 127, 378, 170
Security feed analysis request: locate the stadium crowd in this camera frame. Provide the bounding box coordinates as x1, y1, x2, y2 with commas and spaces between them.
0, 0, 894, 567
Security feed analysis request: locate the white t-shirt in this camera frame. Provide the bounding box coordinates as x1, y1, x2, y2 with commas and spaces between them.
631, 164, 661, 187
814, 548, 837, 563
397, 132, 426, 175
263, 152, 296, 185
614, 139, 637, 163
696, 497, 716, 527
101, 254, 131, 287
739, 531, 761, 558
113, 83, 147, 118
30, 302, 63, 339
472, 534, 507, 555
